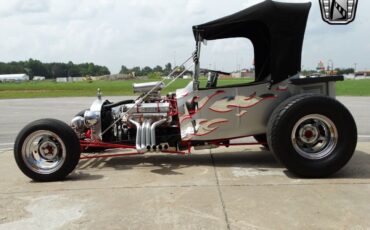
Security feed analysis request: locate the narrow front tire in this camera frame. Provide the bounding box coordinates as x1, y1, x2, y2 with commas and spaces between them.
14, 119, 81, 182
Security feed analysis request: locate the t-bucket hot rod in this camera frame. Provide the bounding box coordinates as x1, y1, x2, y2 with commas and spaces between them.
14, 1, 357, 181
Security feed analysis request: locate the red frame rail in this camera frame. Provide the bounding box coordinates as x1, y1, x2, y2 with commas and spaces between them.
79, 139, 266, 160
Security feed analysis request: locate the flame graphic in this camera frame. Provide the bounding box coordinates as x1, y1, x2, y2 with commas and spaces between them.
209, 93, 276, 113
197, 90, 225, 110
182, 118, 229, 140
236, 110, 247, 117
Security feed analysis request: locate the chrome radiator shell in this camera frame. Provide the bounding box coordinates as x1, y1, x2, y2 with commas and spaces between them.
133, 81, 165, 94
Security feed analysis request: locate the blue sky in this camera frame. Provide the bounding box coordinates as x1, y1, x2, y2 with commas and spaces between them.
0, 0, 368, 73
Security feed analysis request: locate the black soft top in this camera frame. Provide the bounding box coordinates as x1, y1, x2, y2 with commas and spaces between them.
193, 0, 311, 83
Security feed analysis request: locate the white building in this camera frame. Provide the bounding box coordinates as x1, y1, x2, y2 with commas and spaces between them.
56, 77, 68, 83
33, 76, 46, 81
56, 77, 84, 83
0, 74, 29, 82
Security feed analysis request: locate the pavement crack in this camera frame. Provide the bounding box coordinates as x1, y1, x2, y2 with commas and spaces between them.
210, 151, 231, 230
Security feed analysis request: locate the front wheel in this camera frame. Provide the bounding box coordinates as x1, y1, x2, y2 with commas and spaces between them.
14, 119, 81, 181
267, 94, 357, 178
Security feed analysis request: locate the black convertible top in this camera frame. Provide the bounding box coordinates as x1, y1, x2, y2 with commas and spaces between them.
193, 0, 311, 83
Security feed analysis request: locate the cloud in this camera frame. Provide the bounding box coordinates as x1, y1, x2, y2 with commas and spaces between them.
0, 0, 368, 73
18, 0, 49, 14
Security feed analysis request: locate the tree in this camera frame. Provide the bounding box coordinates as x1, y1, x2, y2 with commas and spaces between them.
67, 61, 80, 77
119, 65, 130, 74
26, 59, 48, 77
335, 68, 354, 75
141, 66, 152, 76
131, 66, 141, 76
153, 65, 163, 73
0, 60, 110, 79
164, 63, 172, 75
50, 63, 67, 78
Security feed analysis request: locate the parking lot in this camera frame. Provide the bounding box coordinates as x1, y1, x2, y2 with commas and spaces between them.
0, 96, 369, 229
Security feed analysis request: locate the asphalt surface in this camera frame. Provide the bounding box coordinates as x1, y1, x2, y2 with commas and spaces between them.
0, 96, 369, 229
0, 96, 369, 149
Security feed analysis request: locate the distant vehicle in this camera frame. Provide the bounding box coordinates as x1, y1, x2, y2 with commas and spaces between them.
14, 1, 357, 181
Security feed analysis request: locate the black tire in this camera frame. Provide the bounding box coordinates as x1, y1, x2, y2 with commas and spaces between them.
267, 94, 357, 178
253, 134, 269, 149
14, 119, 81, 182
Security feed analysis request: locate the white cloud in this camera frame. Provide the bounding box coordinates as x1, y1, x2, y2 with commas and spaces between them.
0, 0, 368, 73
18, 0, 49, 14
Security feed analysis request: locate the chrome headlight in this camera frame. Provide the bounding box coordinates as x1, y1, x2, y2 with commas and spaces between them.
84, 111, 100, 127
71, 116, 85, 132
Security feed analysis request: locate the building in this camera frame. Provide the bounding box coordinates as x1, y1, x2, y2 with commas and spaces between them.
33, 76, 46, 81
0, 74, 29, 82
56, 77, 84, 83
231, 69, 254, 78
355, 71, 370, 77
316, 61, 325, 72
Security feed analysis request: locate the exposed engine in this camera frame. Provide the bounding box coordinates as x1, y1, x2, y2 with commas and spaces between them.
71, 81, 181, 152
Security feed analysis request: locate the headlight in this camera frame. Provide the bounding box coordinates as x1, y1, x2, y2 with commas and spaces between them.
71, 116, 85, 131
84, 111, 100, 127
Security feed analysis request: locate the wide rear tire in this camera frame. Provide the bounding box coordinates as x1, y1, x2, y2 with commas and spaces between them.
267, 94, 357, 178
14, 119, 81, 182
253, 134, 269, 149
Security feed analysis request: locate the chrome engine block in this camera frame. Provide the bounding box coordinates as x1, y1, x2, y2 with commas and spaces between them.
116, 101, 171, 152
71, 82, 176, 153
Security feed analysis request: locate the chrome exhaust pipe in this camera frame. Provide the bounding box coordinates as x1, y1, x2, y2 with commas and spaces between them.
140, 119, 152, 150
150, 118, 167, 147
129, 119, 145, 153
146, 120, 152, 148
130, 118, 166, 153
140, 120, 147, 150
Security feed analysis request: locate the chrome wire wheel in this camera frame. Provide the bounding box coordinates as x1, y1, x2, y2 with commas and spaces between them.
21, 130, 66, 174
291, 114, 338, 160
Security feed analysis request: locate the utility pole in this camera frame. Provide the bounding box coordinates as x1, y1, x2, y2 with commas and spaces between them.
173, 51, 177, 68
328, 59, 334, 75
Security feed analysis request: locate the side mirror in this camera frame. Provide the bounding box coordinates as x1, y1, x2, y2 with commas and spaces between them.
206, 72, 218, 88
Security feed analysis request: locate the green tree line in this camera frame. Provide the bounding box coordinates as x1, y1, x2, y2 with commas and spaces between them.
119, 63, 173, 77
0, 59, 110, 79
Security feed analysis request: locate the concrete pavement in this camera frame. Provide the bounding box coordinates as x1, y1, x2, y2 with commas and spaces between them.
0, 143, 369, 229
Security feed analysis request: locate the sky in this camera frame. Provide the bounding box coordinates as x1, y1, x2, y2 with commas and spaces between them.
0, 0, 368, 73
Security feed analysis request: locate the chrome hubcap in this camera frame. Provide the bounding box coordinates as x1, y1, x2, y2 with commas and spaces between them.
291, 114, 338, 160
22, 130, 66, 174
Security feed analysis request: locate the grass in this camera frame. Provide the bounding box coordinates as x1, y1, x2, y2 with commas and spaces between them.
0, 78, 369, 99
336, 79, 370, 96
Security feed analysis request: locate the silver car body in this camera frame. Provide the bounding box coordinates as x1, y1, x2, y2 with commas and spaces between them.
176, 75, 336, 141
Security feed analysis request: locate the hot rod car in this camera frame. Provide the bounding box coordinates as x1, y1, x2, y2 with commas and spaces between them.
14, 1, 357, 181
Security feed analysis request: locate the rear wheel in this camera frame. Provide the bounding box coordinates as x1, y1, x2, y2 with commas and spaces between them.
14, 119, 81, 181
253, 134, 269, 149
267, 94, 357, 177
